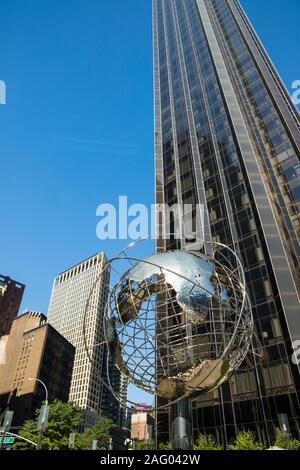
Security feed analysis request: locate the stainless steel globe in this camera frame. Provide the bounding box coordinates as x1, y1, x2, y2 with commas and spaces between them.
101, 241, 253, 408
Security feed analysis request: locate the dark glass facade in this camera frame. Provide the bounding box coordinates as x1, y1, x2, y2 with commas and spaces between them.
153, 0, 300, 445
100, 347, 127, 427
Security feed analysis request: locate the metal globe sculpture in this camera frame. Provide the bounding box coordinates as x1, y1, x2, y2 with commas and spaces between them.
90, 240, 254, 409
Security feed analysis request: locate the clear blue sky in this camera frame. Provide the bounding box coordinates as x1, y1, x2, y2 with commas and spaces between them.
0, 0, 299, 315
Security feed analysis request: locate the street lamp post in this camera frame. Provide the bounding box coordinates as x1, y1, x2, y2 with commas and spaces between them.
29, 378, 48, 405
29, 378, 49, 450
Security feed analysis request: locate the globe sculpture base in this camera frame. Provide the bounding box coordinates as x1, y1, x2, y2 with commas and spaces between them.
170, 398, 193, 450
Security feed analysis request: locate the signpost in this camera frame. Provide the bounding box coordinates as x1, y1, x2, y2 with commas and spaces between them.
0, 410, 14, 451
0, 436, 14, 449
0, 431, 37, 448
0, 437, 15, 444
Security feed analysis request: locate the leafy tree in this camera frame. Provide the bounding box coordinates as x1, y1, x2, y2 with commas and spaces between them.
274, 428, 300, 450
12, 418, 40, 450
228, 431, 264, 450
133, 440, 156, 450
158, 441, 172, 450
75, 415, 116, 450
13, 400, 82, 450
193, 434, 222, 450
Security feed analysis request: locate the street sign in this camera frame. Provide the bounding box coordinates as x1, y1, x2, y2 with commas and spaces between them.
0, 437, 15, 444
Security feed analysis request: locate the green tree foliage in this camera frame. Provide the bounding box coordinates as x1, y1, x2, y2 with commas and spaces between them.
274, 428, 300, 450
228, 431, 265, 450
13, 401, 116, 450
158, 441, 172, 450
13, 400, 83, 450
133, 440, 156, 450
193, 434, 222, 450
75, 415, 116, 450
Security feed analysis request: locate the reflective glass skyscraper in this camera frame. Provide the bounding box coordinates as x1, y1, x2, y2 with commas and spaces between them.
153, 0, 300, 445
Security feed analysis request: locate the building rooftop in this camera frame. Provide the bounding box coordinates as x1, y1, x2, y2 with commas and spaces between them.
56, 251, 107, 277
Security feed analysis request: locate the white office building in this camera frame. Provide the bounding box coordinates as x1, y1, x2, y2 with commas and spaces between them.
47, 252, 112, 426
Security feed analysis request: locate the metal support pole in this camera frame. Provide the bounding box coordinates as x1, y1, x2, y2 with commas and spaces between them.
0, 431, 37, 448
37, 429, 43, 451
0, 410, 14, 451
170, 398, 193, 450
36, 404, 49, 450
0, 425, 8, 451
